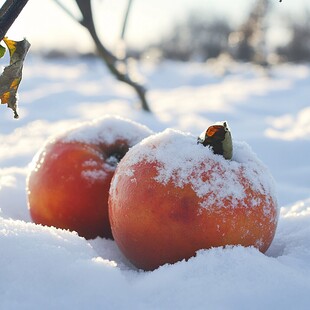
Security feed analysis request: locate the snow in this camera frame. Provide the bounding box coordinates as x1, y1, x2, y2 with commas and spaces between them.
112, 128, 277, 212
62, 115, 153, 145
26, 115, 153, 185
1, 57, 310, 308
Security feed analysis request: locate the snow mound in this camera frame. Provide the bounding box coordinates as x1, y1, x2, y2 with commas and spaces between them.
1, 199, 310, 308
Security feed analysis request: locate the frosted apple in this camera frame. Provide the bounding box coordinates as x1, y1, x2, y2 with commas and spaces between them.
109, 126, 278, 270
27, 115, 152, 239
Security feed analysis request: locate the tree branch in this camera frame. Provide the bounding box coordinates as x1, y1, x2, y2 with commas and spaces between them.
73, 0, 151, 112
121, 0, 133, 40
52, 0, 80, 24
0, 0, 29, 41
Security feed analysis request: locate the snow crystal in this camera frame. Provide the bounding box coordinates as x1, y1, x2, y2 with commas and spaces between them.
82, 159, 98, 167
81, 169, 108, 182
81, 159, 110, 182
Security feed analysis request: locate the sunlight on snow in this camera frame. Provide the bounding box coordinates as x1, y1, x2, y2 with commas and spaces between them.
265, 107, 310, 140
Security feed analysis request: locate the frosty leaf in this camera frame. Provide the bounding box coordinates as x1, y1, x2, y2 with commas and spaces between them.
0, 45, 5, 58
0, 38, 30, 118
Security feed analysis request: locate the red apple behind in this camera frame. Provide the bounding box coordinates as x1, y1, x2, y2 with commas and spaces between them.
27, 115, 152, 239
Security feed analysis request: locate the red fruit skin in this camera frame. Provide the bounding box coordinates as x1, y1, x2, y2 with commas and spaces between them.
27, 115, 152, 240
109, 157, 278, 271
27, 140, 121, 239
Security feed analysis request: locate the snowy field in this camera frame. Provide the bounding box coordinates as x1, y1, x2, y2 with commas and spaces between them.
0, 56, 310, 309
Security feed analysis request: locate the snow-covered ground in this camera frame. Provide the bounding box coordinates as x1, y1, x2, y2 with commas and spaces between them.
0, 57, 310, 309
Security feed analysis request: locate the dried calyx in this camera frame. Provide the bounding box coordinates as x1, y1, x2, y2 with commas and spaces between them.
197, 121, 233, 160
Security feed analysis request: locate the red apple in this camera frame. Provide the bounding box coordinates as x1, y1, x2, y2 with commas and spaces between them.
27, 116, 152, 239
109, 128, 278, 270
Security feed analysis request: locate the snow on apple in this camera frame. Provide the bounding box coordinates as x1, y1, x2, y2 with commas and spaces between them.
109, 127, 278, 270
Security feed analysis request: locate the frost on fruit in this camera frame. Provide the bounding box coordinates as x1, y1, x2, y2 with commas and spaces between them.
113, 128, 278, 214
62, 115, 153, 146
27, 115, 153, 240
81, 169, 108, 182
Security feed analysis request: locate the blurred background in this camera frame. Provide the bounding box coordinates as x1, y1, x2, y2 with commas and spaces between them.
1, 0, 310, 208
3, 0, 310, 63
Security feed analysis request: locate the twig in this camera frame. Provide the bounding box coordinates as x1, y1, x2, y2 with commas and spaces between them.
54, 0, 151, 112
0, 0, 30, 41
52, 0, 79, 23
121, 0, 133, 40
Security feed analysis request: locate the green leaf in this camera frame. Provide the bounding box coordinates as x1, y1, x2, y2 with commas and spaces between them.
0, 38, 30, 119
0, 45, 5, 58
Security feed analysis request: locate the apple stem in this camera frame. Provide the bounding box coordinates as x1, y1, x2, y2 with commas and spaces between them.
197, 122, 233, 160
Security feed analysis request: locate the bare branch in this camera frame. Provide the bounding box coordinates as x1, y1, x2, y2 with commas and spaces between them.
75, 0, 117, 64
0, 0, 30, 41
74, 0, 151, 112
52, 0, 81, 24
121, 0, 133, 40
53, 0, 151, 112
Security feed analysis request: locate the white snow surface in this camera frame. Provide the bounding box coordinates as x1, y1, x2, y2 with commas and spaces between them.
1, 57, 310, 308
